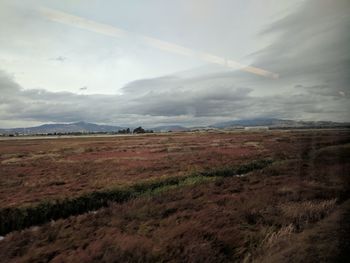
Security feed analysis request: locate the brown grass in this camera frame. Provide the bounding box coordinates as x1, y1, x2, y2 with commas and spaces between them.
0, 129, 349, 262
280, 199, 337, 228
261, 224, 295, 249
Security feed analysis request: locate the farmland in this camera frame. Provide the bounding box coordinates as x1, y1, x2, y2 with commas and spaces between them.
0, 129, 349, 262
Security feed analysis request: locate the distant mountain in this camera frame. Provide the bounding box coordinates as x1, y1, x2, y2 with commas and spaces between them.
210, 118, 349, 129
1, 119, 348, 135
211, 118, 295, 128
151, 125, 189, 132
0, 122, 124, 135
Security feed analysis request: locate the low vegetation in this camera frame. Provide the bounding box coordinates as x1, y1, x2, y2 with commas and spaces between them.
280, 199, 337, 229
0, 159, 272, 235
0, 129, 349, 262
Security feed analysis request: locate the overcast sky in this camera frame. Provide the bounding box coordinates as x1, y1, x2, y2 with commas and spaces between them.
0, 0, 349, 128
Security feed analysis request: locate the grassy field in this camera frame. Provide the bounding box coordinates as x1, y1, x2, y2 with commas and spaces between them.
0, 129, 349, 262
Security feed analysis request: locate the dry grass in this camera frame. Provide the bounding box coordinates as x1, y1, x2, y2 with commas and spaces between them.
0, 132, 270, 208
261, 224, 295, 249
280, 198, 337, 228
0, 130, 349, 262
243, 224, 295, 262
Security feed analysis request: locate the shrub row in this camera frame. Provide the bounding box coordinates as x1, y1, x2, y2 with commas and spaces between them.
198, 159, 273, 177
0, 159, 272, 235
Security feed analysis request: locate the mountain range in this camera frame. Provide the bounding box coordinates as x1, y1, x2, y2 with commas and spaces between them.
209, 118, 349, 129
0, 122, 124, 135
0, 119, 348, 135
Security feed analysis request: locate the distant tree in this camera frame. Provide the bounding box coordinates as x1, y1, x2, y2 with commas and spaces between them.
118, 128, 131, 134
133, 126, 145, 134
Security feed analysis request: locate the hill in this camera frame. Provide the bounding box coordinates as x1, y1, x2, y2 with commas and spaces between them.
0, 121, 124, 135
210, 118, 349, 129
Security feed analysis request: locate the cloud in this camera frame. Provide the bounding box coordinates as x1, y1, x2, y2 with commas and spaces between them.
254, 0, 350, 89
39, 6, 278, 79
49, 56, 67, 62
1, 63, 348, 129
0, 0, 349, 127
119, 72, 347, 121
0, 71, 21, 94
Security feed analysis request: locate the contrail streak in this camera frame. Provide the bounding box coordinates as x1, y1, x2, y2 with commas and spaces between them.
39, 7, 279, 79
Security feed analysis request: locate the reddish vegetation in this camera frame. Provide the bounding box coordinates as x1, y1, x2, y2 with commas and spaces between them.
0, 129, 349, 262
1, 131, 274, 208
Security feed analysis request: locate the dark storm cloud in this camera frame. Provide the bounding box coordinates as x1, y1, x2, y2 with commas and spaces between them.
123, 86, 252, 117
295, 84, 347, 98
2, 65, 347, 127
254, 0, 350, 90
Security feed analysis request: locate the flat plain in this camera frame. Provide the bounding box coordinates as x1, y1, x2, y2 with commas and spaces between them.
0, 129, 349, 262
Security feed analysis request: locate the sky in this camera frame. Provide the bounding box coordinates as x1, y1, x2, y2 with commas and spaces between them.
0, 0, 349, 128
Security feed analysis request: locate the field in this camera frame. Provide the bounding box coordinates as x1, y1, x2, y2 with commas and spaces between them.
0, 129, 349, 262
